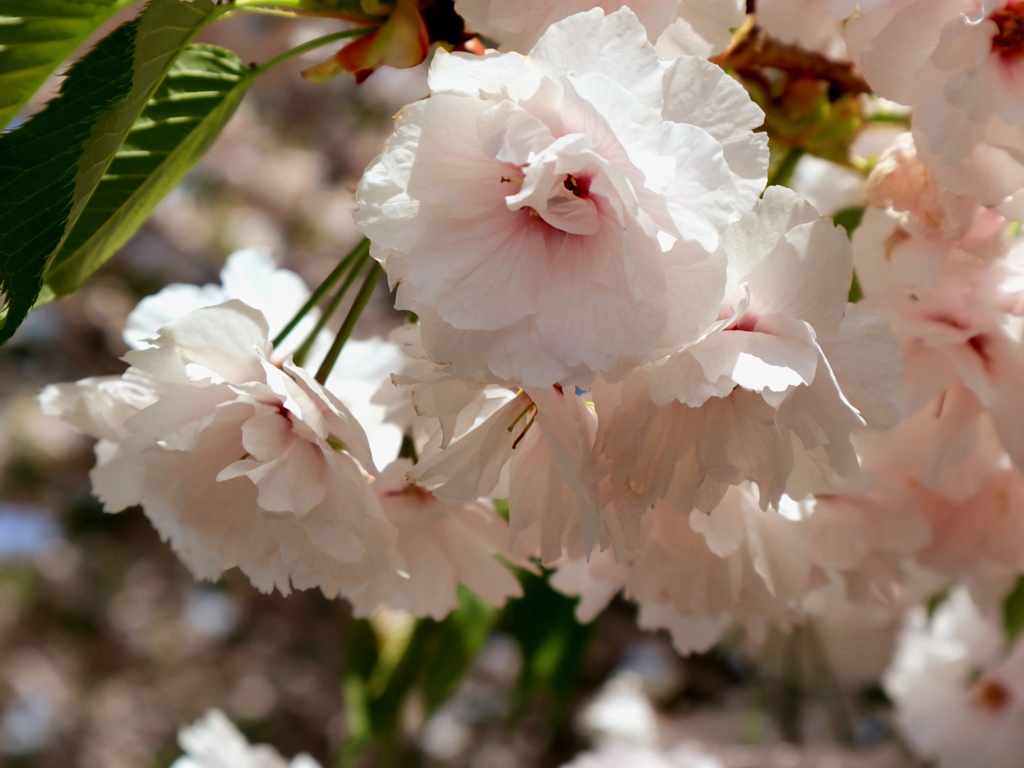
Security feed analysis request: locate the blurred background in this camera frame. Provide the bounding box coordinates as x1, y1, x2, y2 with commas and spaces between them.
0, 12, 918, 768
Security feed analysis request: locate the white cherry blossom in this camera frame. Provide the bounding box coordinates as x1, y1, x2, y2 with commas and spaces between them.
885, 588, 1024, 768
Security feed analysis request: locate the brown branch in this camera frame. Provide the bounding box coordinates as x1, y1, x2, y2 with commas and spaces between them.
712, 25, 871, 100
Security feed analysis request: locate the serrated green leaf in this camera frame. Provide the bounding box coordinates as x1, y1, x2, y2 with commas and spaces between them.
0, 0, 140, 130
45, 44, 253, 295
0, 0, 221, 344
0, 19, 137, 345
67, 0, 219, 229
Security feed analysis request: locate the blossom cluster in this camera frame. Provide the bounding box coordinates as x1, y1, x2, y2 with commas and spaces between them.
38, 2, 1024, 764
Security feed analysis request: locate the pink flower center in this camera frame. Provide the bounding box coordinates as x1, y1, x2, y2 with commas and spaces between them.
990, 2, 1024, 59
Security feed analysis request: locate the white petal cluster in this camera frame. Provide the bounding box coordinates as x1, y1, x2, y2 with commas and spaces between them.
884, 589, 1024, 768
43, 300, 396, 595
173, 709, 321, 768
394, 188, 903, 652
595, 187, 900, 529
40, 254, 522, 619
454, 0, 745, 58
356, 8, 768, 388
846, 0, 1024, 215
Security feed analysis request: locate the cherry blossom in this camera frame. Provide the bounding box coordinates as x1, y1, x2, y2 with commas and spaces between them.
885, 588, 1024, 768
552, 488, 826, 655
329, 460, 523, 619
846, 0, 1024, 214
356, 8, 768, 388
594, 187, 901, 526
453, 0, 745, 58
41, 301, 399, 596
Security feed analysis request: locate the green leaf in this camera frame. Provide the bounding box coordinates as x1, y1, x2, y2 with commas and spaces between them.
0, 19, 136, 345
1004, 576, 1024, 642
420, 588, 494, 713
44, 44, 253, 296
0, 0, 220, 344
0, 0, 140, 130
833, 205, 865, 236
339, 592, 497, 768
499, 568, 593, 730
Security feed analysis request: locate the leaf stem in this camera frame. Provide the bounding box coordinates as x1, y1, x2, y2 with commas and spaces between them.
272, 238, 369, 349
315, 261, 383, 384
292, 245, 372, 367
250, 28, 371, 76
767, 145, 805, 189
229, 0, 307, 9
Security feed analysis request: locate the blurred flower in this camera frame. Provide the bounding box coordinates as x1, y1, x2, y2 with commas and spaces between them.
884, 588, 1024, 768
173, 709, 321, 768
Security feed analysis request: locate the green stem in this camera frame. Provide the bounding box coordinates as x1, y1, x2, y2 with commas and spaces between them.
867, 111, 911, 125
767, 145, 806, 189
229, 0, 307, 10
777, 625, 805, 744
250, 28, 371, 76
292, 246, 372, 367
805, 621, 855, 746
315, 262, 383, 384
272, 238, 369, 350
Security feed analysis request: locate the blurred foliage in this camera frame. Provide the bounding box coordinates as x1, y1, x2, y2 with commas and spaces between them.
498, 568, 593, 732
340, 588, 495, 767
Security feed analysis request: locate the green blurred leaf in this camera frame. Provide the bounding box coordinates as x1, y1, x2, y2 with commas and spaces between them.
833, 206, 865, 236
0, 0, 140, 130
1004, 576, 1024, 642
0, 0, 220, 344
420, 588, 494, 713
44, 44, 253, 296
926, 586, 950, 621
499, 568, 593, 730
339, 592, 497, 768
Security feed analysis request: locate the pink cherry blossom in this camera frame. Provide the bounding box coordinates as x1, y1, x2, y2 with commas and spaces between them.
356, 8, 768, 388
329, 460, 523, 619
594, 187, 901, 524
41, 301, 399, 596
453, 0, 745, 58
846, 0, 1024, 213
